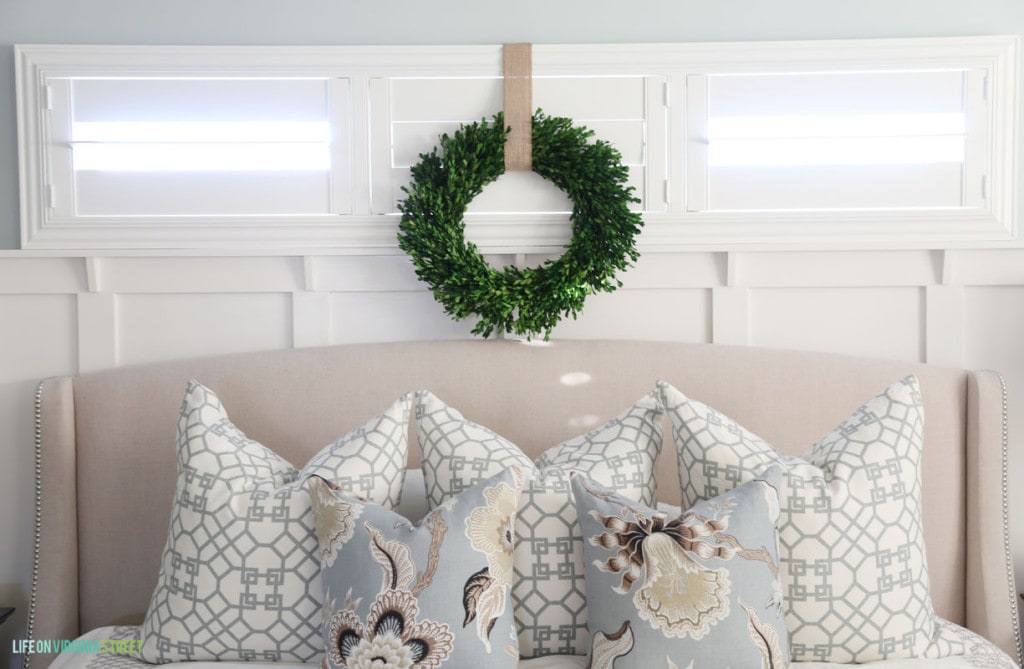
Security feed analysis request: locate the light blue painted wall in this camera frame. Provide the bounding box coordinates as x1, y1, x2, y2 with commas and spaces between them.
1, 0, 1023, 250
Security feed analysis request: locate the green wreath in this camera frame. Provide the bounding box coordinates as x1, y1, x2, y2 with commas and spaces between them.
397, 111, 643, 340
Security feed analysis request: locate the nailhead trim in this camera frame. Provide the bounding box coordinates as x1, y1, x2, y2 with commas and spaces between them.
25, 380, 46, 669
997, 373, 1022, 667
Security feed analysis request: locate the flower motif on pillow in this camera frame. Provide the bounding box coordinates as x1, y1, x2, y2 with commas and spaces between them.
594, 505, 734, 639
416, 389, 663, 657
309, 466, 527, 669
661, 375, 936, 663
328, 589, 453, 669
574, 468, 788, 669
309, 477, 364, 569
465, 482, 519, 590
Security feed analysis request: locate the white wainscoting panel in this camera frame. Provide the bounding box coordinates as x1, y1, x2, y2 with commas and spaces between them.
0, 293, 78, 382
0, 257, 85, 294
313, 254, 423, 292
550, 288, 711, 342
2, 249, 1024, 641
736, 250, 940, 287
293, 291, 333, 348
98, 257, 305, 294
925, 285, 965, 367
712, 287, 750, 345
116, 293, 293, 366
78, 292, 117, 373
330, 291, 475, 343
747, 287, 925, 361
957, 250, 1024, 285
600, 251, 726, 289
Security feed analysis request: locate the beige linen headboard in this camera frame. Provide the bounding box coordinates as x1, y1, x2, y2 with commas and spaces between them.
26, 340, 1021, 667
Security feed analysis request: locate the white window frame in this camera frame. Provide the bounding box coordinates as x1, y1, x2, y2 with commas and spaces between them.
15, 37, 1019, 251
657, 36, 1020, 247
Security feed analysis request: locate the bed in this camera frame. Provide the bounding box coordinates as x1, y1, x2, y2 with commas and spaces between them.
25, 339, 1022, 669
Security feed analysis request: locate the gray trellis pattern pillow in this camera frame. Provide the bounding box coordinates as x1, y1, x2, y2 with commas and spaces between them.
308, 466, 528, 669
135, 381, 412, 663
573, 468, 789, 669
416, 389, 663, 658
662, 375, 937, 663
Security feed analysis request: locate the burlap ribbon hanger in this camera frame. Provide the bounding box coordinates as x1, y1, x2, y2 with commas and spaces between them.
503, 43, 532, 171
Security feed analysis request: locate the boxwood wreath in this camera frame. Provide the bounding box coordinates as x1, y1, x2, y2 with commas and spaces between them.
397, 111, 644, 340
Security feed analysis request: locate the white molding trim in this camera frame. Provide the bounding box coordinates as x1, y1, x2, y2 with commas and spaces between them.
19, 210, 1024, 252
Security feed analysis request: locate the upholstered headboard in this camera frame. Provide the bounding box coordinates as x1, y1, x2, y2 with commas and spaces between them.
26, 340, 1020, 667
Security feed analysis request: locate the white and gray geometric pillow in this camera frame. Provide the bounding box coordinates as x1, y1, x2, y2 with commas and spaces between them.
135, 381, 412, 663
416, 389, 663, 658
661, 376, 937, 663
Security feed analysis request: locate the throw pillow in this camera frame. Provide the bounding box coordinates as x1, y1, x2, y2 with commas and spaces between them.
573, 468, 788, 669
416, 389, 663, 657
662, 375, 936, 663
308, 466, 528, 669
136, 380, 412, 663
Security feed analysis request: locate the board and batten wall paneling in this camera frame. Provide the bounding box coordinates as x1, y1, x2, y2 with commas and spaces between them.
116, 293, 293, 367
748, 287, 925, 361
329, 291, 475, 344
551, 288, 712, 342
1, 249, 1024, 666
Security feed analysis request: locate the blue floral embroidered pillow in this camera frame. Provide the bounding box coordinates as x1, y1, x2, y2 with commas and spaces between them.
308, 466, 527, 669
572, 467, 788, 669
417, 389, 663, 657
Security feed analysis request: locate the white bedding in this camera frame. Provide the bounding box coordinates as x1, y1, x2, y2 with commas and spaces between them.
47, 622, 1018, 669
